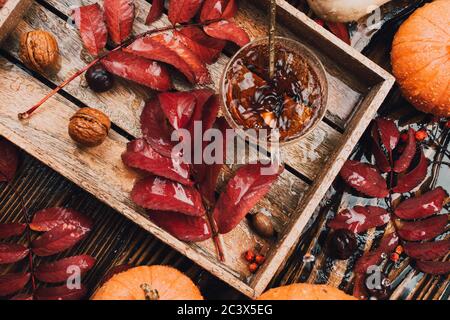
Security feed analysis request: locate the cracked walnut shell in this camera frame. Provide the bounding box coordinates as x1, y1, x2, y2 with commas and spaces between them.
19, 30, 60, 73
69, 108, 111, 147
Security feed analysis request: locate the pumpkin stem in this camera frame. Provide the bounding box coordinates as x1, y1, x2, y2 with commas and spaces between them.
141, 283, 160, 300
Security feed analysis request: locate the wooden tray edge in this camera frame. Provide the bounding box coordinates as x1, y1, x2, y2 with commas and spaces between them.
0, 0, 31, 44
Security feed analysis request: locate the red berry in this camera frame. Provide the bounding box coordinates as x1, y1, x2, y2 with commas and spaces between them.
395, 245, 404, 255
255, 255, 266, 265
445, 121, 450, 129
400, 132, 408, 142
415, 130, 428, 141
248, 263, 259, 273
244, 250, 256, 263
390, 252, 400, 263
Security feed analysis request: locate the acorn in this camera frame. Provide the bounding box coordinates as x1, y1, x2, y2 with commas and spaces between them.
250, 212, 275, 238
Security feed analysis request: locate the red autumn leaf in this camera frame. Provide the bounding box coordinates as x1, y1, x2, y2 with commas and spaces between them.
30, 207, 92, 232
0, 273, 30, 297
0, 243, 29, 264
187, 88, 216, 137
352, 273, 368, 300
72, 4, 108, 56
415, 260, 450, 275
404, 240, 450, 261
176, 26, 226, 64
140, 98, 177, 158
0, 138, 19, 182
354, 232, 399, 273
158, 91, 196, 129
340, 160, 389, 198
328, 206, 390, 234
32, 223, 91, 257
145, 0, 164, 25
204, 20, 250, 47
200, 0, 238, 22
103, 0, 135, 44
126, 36, 196, 84
131, 176, 206, 216
393, 128, 416, 173
34, 284, 87, 300
35, 255, 96, 283
168, 0, 203, 24
213, 163, 283, 234
374, 118, 400, 153
395, 187, 447, 219
392, 149, 428, 193
101, 50, 172, 91
122, 138, 193, 186
371, 124, 391, 173
196, 117, 229, 205
325, 21, 350, 45
396, 214, 447, 242
0, 223, 26, 239
147, 210, 211, 242
10, 293, 33, 300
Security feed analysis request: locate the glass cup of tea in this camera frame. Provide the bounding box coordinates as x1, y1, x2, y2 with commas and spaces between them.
220, 36, 328, 146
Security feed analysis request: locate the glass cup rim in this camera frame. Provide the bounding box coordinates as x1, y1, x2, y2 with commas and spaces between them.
219, 36, 329, 147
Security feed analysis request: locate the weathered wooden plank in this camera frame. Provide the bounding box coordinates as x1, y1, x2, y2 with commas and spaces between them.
0, 56, 310, 296
36, 0, 344, 181
0, 0, 31, 44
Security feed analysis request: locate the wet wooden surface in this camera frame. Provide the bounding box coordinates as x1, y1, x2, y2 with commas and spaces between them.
0, 0, 447, 299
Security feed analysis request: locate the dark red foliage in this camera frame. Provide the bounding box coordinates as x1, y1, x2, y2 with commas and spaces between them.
0, 138, 19, 182
30, 207, 93, 232
393, 128, 416, 173
72, 4, 108, 56
203, 20, 250, 47
392, 149, 428, 193
404, 240, 450, 261
371, 124, 391, 173
10, 293, 34, 300
324, 21, 350, 45
200, 0, 238, 22
187, 88, 216, 136
147, 210, 211, 242
328, 206, 390, 234
213, 163, 283, 234
131, 176, 206, 216
0, 243, 29, 264
176, 26, 226, 64
415, 260, 450, 275
395, 187, 446, 219
158, 91, 196, 129
101, 50, 172, 91
140, 98, 177, 158
0, 273, 30, 297
122, 138, 193, 186
32, 223, 91, 257
168, 0, 203, 24
354, 232, 399, 273
0, 223, 26, 239
374, 118, 400, 153
339, 160, 389, 198
396, 215, 447, 242
34, 285, 87, 300
103, 0, 135, 44
145, 0, 164, 25
35, 255, 96, 283
126, 36, 196, 84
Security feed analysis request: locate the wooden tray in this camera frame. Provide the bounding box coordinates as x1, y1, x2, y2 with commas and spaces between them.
0, 0, 395, 298
0, 0, 30, 44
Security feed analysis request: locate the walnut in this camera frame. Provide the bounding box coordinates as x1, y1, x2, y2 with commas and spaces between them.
19, 30, 60, 73
68, 108, 111, 147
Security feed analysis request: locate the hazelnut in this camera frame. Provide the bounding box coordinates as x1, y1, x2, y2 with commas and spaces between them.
250, 212, 275, 238
68, 108, 111, 147
19, 30, 60, 73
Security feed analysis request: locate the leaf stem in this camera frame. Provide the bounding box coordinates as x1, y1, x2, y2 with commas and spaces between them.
17, 20, 220, 120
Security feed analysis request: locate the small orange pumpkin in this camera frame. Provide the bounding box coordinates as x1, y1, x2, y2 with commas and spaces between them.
257, 283, 357, 300
91, 266, 203, 300
391, 0, 450, 117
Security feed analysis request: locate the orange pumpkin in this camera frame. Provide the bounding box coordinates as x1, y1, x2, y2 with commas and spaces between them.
91, 266, 203, 300
391, 0, 450, 117
257, 283, 357, 300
